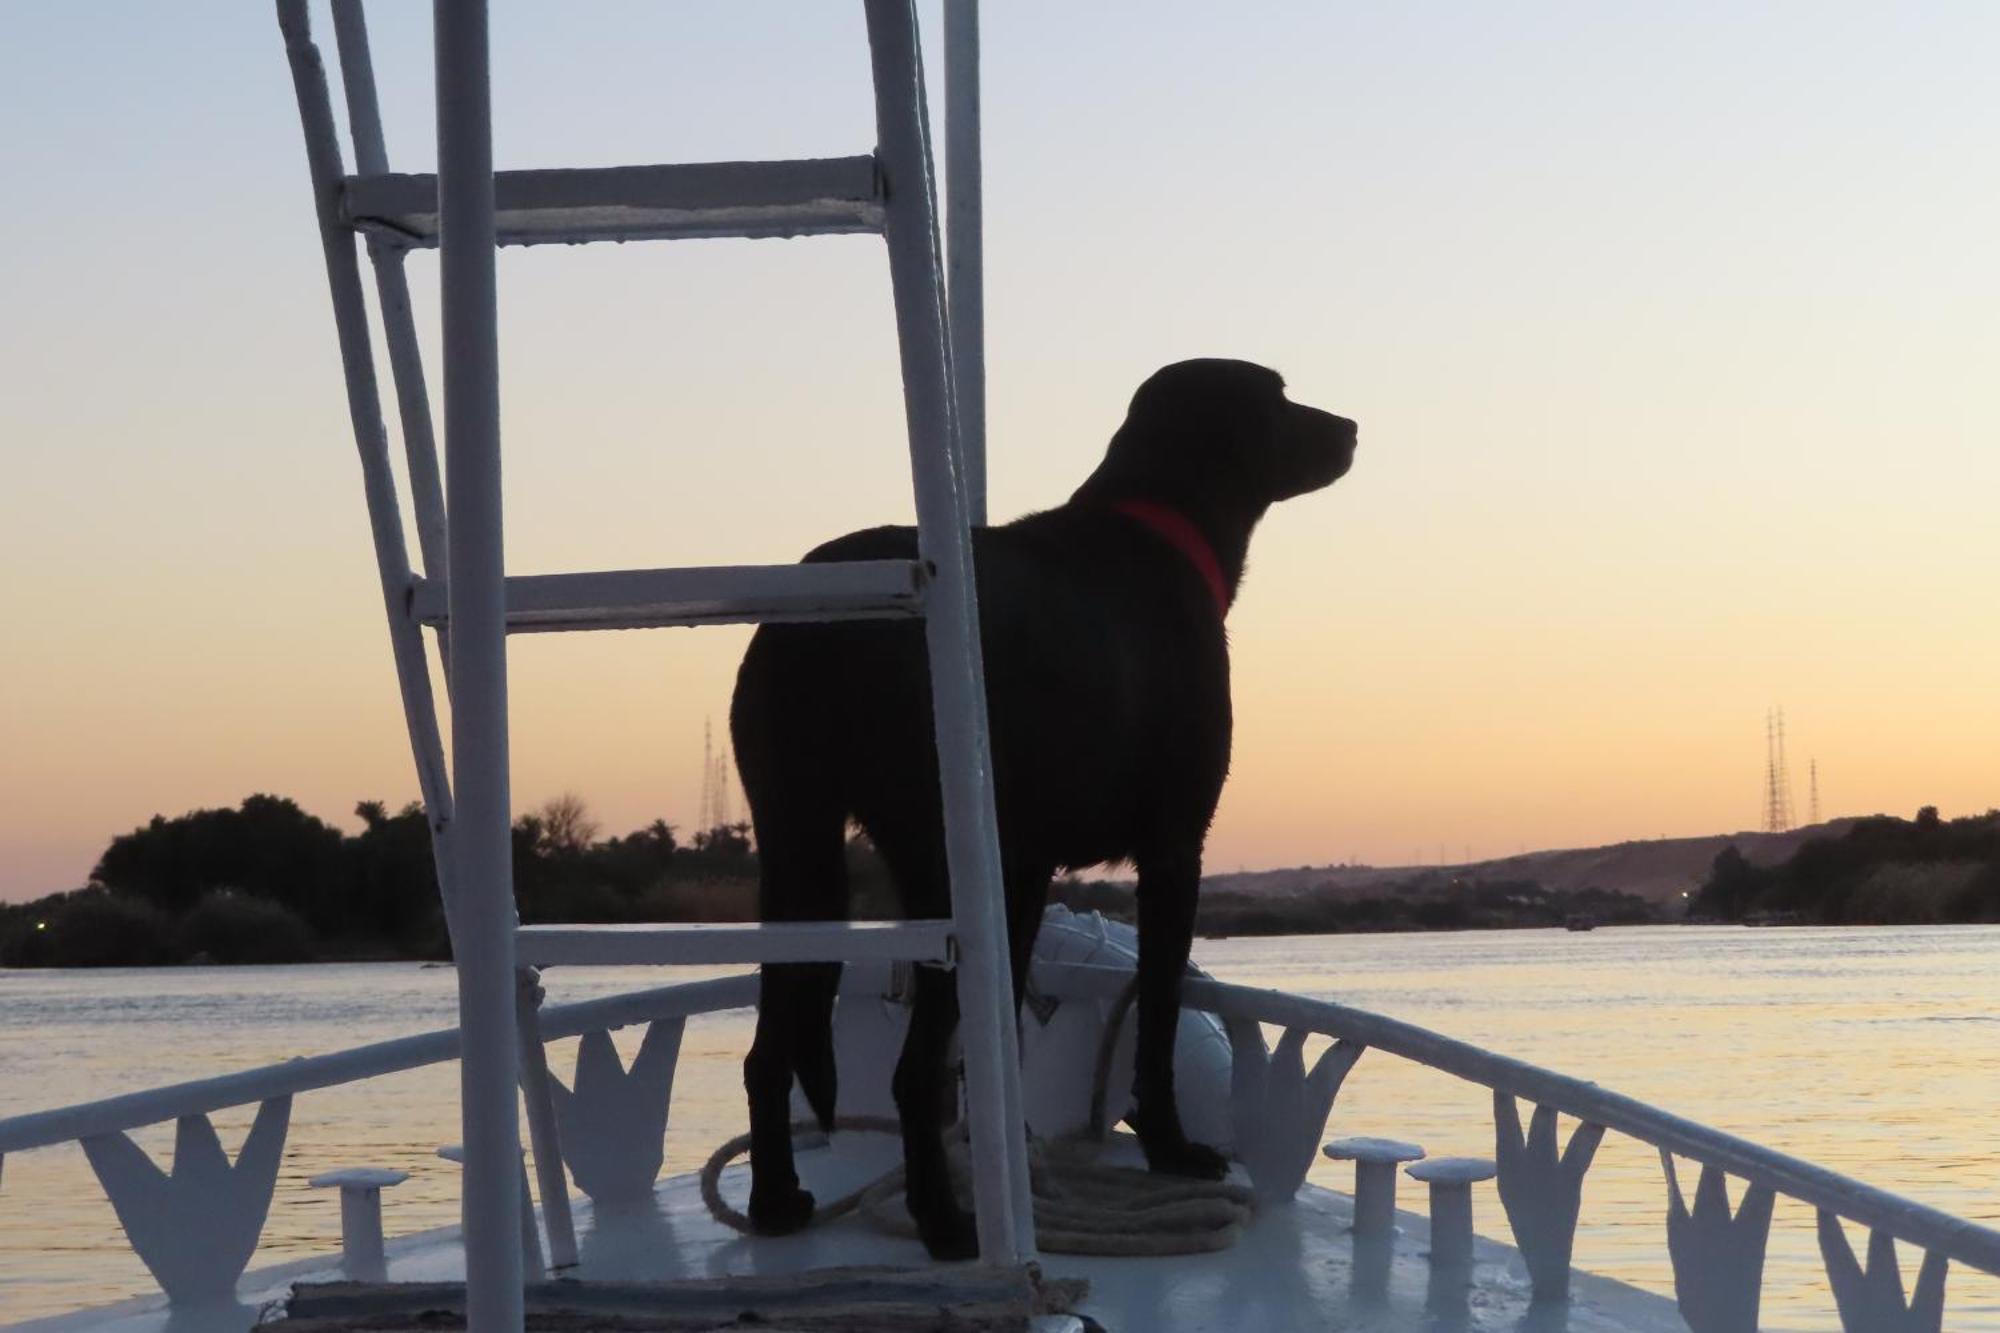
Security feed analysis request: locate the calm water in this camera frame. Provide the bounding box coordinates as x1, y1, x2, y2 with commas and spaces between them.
2, 925, 1997, 1328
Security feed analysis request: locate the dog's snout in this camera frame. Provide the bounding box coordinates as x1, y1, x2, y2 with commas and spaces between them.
1275, 404, 1355, 499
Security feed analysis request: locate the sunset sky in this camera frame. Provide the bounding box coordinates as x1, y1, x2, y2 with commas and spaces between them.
3, 2, 1997, 900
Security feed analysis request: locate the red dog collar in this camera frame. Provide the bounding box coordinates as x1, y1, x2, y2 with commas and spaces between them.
1110, 499, 1231, 618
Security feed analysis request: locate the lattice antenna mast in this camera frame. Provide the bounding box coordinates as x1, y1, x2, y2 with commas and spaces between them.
1809, 758, 1821, 826
1774, 709, 1794, 830
699, 718, 716, 832
713, 740, 733, 827
1762, 707, 1796, 833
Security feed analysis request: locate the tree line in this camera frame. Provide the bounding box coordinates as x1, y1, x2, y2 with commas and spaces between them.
1694, 807, 2000, 925
0, 793, 775, 968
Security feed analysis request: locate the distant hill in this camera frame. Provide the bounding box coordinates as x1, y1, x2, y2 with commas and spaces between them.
1203, 820, 1862, 906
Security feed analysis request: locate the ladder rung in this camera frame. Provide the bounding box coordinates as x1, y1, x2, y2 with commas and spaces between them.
517, 920, 955, 967
410, 559, 927, 633
341, 157, 884, 247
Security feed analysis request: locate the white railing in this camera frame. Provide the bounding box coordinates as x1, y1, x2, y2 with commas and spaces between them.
2, 960, 1993, 1331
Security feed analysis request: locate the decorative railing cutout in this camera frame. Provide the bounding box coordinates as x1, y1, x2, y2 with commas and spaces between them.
1818, 1211, 1948, 1333
1662, 1153, 1774, 1333
1226, 1020, 1363, 1204
1494, 1093, 1603, 1302
80, 1096, 292, 1304
548, 1019, 684, 1208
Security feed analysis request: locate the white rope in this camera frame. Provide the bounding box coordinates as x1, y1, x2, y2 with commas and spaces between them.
700, 976, 1252, 1256
699, 1118, 1254, 1256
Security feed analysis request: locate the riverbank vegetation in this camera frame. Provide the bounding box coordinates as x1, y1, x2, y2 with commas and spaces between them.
1693, 807, 2000, 925
1053, 876, 1656, 936
8, 796, 1994, 966
0, 793, 771, 968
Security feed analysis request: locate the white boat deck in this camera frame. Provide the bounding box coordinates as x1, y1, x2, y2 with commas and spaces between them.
13, 1134, 1684, 1333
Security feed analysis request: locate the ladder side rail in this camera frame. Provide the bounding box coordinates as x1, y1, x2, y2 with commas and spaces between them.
515, 979, 579, 1269
433, 0, 525, 1325
331, 0, 454, 602
332, 12, 565, 1274
278, 0, 463, 947
943, 0, 987, 527
862, 0, 1034, 1264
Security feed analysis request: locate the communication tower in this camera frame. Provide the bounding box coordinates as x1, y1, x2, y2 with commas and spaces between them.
1762, 707, 1795, 833
698, 718, 734, 832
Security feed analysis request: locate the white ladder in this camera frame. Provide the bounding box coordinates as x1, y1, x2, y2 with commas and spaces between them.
276, 2, 1033, 1325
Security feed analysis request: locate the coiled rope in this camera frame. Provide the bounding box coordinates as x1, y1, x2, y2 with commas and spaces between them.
699, 982, 1255, 1255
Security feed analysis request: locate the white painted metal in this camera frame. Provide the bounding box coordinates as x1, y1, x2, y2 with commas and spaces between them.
1223, 1020, 1362, 1205
943, 0, 986, 525
284, 0, 1034, 1280
277, 0, 462, 942
547, 1021, 685, 1208
436, 1146, 545, 1276
1406, 1157, 1496, 1274
10, 959, 2000, 1321
515, 973, 579, 1269
863, 0, 1033, 1261
431, 0, 523, 1325
1033, 958, 2000, 1279
519, 919, 955, 968
1819, 1212, 1949, 1333
1661, 1153, 1775, 1333
1322, 1137, 1425, 1239
78, 1098, 292, 1305
0, 975, 756, 1157
407, 559, 927, 634
1493, 1093, 1604, 1302
328, 0, 450, 598
342, 158, 885, 247
308, 1167, 406, 1281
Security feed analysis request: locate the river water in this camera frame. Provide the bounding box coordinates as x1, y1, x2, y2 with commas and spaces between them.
2, 924, 1997, 1328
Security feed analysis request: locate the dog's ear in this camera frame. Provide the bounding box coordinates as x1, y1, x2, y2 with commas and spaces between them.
1267, 401, 1357, 502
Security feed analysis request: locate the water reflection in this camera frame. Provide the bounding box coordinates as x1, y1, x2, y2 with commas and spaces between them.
3, 928, 1999, 1326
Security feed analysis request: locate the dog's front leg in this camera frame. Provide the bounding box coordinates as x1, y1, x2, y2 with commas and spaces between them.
1130, 844, 1229, 1180
893, 963, 978, 1260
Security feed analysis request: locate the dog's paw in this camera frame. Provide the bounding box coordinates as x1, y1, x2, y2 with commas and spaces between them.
1143, 1137, 1230, 1182
915, 1204, 980, 1262
747, 1183, 816, 1235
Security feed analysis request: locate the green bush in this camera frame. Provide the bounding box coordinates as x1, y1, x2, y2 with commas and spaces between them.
0, 889, 174, 967
177, 890, 316, 964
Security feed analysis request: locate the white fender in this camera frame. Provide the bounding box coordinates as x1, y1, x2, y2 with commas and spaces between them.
795, 904, 1236, 1150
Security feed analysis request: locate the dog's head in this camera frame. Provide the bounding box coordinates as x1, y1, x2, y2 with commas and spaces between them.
1078, 359, 1356, 519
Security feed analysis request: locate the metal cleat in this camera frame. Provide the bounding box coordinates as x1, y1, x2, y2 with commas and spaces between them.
1323, 1135, 1425, 1238
308, 1165, 408, 1282
1405, 1155, 1496, 1278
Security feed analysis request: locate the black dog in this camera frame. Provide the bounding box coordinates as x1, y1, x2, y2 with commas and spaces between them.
731, 359, 1356, 1259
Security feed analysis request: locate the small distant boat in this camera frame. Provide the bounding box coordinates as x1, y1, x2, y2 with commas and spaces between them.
1564, 914, 1598, 932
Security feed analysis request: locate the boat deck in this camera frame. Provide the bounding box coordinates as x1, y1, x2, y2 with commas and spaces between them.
14, 1134, 1684, 1333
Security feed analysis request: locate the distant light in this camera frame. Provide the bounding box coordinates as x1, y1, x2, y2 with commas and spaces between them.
36, 920, 48, 931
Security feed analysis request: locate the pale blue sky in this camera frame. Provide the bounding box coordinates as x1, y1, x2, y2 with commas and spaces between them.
3, 2, 1998, 897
